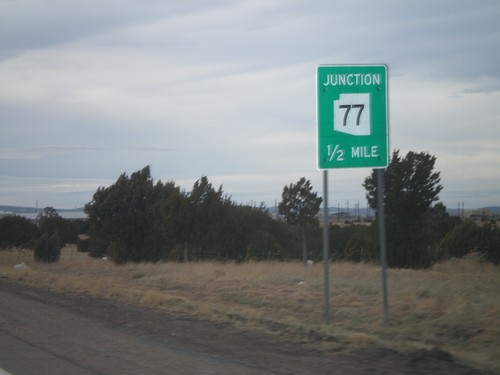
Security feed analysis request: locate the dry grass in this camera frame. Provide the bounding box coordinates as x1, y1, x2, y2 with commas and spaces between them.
1, 246, 499, 372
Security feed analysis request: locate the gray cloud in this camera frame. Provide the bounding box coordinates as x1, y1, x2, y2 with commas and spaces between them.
0, 0, 499, 209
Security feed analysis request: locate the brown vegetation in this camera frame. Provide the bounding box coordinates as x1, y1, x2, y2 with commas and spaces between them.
1, 246, 498, 373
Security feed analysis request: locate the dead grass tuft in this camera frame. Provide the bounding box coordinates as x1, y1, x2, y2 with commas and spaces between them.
1, 246, 498, 372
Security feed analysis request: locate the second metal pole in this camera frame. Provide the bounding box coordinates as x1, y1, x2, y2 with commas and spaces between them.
323, 170, 330, 323
376, 168, 389, 325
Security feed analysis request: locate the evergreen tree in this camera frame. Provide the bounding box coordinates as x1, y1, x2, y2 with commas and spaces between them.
160, 183, 190, 261
34, 207, 63, 262
278, 177, 322, 263
363, 150, 443, 268
187, 176, 231, 260
85, 166, 164, 263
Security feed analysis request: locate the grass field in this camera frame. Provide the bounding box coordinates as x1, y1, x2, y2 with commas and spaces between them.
1, 246, 499, 372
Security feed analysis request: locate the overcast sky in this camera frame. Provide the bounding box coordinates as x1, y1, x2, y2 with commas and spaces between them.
1, 0, 499, 210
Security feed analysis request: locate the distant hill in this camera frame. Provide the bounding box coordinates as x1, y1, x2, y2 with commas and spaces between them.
448, 207, 500, 216
0, 206, 86, 219
271, 205, 500, 217
2, 205, 498, 219
483, 206, 500, 215
0, 205, 85, 214
0, 205, 37, 214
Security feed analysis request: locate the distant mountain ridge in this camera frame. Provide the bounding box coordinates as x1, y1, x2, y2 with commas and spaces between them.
0, 205, 85, 214
476, 206, 500, 215
267, 205, 500, 217
2, 205, 499, 217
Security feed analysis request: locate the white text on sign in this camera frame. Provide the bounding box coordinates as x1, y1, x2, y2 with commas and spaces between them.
323, 73, 381, 86
351, 145, 379, 158
328, 144, 344, 162
327, 144, 380, 163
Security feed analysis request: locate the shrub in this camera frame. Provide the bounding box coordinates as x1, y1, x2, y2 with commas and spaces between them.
77, 237, 91, 253
0, 215, 38, 249
34, 231, 61, 263
437, 221, 500, 264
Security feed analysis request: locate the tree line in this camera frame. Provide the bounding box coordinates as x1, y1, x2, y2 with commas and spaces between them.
332, 150, 499, 267
1, 150, 498, 267
81, 166, 302, 263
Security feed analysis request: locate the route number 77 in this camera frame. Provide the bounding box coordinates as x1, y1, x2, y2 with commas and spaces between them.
339, 104, 365, 126
333, 93, 370, 136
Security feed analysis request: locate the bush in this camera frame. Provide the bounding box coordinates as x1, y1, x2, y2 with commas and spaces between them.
77, 237, 91, 253
34, 231, 61, 263
344, 225, 378, 263
59, 218, 87, 245
77, 236, 107, 259
437, 221, 500, 264
0, 215, 38, 249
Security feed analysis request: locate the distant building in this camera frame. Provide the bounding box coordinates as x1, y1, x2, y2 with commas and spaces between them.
465, 209, 496, 223
330, 212, 352, 221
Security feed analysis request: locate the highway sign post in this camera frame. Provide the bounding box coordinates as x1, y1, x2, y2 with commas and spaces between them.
316, 64, 389, 324
317, 65, 388, 169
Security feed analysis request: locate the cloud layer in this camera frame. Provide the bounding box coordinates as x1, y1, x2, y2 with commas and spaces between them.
1, 0, 499, 209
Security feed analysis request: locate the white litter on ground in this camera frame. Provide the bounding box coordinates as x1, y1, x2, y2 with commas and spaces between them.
13, 262, 29, 270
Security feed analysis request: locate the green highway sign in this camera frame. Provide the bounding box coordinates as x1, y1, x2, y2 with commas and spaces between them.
317, 65, 388, 169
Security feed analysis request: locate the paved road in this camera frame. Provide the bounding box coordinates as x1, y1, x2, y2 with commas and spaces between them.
0, 285, 262, 375
0, 329, 95, 375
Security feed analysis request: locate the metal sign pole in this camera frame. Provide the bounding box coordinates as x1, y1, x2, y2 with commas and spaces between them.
317, 65, 389, 325
376, 168, 389, 325
322, 170, 330, 323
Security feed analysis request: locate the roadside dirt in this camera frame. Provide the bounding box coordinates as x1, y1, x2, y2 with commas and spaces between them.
0, 279, 493, 374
